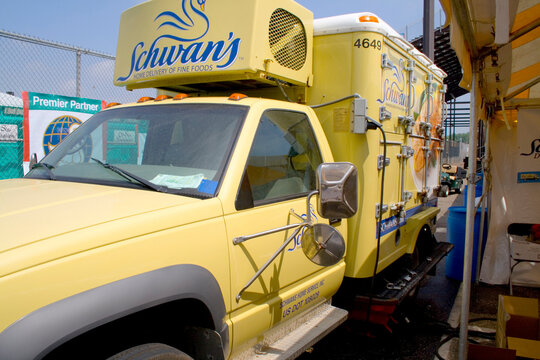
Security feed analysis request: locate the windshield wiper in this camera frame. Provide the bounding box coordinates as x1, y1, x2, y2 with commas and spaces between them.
91, 158, 168, 193
31, 162, 56, 180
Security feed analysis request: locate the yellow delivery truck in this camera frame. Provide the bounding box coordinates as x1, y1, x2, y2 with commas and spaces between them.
0, 1, 451, 359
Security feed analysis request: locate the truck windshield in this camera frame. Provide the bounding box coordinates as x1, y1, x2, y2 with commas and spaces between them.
26, 104, 248, 198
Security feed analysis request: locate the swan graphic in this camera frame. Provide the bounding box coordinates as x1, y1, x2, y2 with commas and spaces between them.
154, 0, 209, 42
116, 0, 241, 82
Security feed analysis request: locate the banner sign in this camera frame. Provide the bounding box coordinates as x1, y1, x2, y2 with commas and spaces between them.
517, 109, 540, 183
22, 92, 104, 173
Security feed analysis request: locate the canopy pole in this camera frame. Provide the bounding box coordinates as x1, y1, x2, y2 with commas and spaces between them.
458, 59, 479, 360
476, 118, 490, 282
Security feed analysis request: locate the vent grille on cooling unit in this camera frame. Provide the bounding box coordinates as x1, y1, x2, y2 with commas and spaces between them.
269, 8, 307, 71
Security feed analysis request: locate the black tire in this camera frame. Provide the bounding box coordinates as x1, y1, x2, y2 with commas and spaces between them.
106, 343, 193, 360
455, 186, 461, 194
439, 185, 449, 197
403, 228, 436, 306
405, 246, 421, 300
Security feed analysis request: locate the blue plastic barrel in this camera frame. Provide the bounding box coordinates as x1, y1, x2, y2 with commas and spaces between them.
445, 206, 488, 281
463, 182, 483, 205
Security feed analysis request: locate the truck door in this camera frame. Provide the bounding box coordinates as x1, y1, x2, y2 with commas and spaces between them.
224, 109, 344, 352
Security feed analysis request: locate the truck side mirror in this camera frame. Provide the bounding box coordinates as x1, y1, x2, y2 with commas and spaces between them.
301, 223, 346, 266
29, 153, 38, 169
316, 162, 358, 219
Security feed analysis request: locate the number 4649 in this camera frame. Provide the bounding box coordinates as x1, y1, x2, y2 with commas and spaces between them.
354, 38, 382, 50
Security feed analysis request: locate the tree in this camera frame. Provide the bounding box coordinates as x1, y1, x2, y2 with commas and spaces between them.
454, 132, 469, 143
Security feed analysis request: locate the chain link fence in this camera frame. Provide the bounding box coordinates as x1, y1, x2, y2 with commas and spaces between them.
0, 30, 155, 179
442, 139, 469, 166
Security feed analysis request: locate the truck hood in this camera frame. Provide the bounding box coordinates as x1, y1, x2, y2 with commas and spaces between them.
0, 179, 204, 255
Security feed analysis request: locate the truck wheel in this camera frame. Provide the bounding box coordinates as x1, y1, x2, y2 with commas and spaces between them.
107, 343, 193, 360
455, 185, 461, 194
438, 185, 449, 197
404, 227, 436, 303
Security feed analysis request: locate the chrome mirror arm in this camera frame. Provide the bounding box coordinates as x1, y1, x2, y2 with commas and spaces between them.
232, 191, 319, 245
305, 190, 319, 224
236, 225, 305, 302
233, 222, 304, 245
234, 191, 320, 302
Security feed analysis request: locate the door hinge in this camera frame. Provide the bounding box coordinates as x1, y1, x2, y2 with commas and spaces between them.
405, 59, 416, 72
397, 145, 414, 159
402, 191, 413, 202
379, 106, 392, 122
419, 121, 433, 138
435, 124, 444, 138
376, 203, 389, 218
398, 115, 415, 134
378, 155, 390, 169
381, 53, 393, 69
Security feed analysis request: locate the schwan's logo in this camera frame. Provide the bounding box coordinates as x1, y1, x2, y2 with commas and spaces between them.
377, 58, 414, 109
520, 138, 540, 159
117, 0, 241, 82
155, 0, 209, 42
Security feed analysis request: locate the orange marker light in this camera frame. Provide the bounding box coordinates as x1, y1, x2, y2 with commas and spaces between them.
105, 102, 121, 109
358, 15, 379, 23
137, 96, 155, 103
173, 93, 189, 100
155, 95, 172, 101
228, 93, 248, 101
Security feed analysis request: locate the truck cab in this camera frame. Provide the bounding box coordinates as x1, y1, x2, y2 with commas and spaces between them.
0, 96, 356, 359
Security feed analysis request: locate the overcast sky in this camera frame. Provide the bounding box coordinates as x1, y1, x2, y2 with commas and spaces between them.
1, 0, 444, 55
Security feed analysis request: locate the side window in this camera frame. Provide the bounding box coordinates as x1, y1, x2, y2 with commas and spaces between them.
236, 110, 323, 209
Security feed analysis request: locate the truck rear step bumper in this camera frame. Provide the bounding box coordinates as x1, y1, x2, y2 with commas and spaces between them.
348, 242, 453, 328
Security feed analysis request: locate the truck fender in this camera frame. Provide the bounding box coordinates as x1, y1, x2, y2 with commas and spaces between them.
404, 206, 440, 254
0, 264, 228, 360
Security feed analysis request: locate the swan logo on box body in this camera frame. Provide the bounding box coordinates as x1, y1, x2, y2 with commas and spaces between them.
117, 0, 241, 82
376, 58, 414, 109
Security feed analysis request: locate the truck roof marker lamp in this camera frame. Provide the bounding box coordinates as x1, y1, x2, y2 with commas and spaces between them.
105, 102, 121, 109
173, 93, 189, 100
155, 95, 172, 101
137, 96, 155, 103
358, 15, 379, 23
228, 93, 248, 101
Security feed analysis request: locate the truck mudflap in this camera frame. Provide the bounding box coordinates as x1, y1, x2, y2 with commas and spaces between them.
347, 241, 453, 331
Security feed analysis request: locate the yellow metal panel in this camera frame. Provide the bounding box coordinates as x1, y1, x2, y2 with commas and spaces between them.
0, 199, 230, 334
0, 179, 199, 265
215, 98, 345, 351
306, 29, 444, 278
113, 0, 313, 89
225, 198, 346, 350
228, 264, 345, 357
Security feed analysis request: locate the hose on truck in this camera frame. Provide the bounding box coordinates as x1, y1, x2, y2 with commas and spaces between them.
308, 96, 387, 324
364, 117, 386, 324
